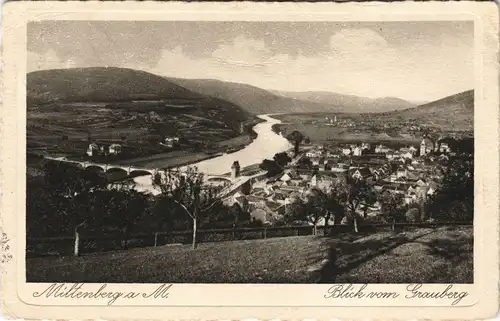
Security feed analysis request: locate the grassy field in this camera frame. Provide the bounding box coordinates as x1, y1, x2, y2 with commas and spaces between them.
321, 225, 473, 283
109, 134, 253, 168
26, 225, 472, 283
27, 236, 325, 283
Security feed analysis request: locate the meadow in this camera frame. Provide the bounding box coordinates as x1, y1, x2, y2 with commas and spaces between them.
27, 225, 472, 283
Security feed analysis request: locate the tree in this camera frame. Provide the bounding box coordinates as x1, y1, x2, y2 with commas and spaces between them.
428, 151, 473, 221
286, 130, 305, 156
361, 189, 378, 219
297, 156, 313, 170
152, 167, 223, 249
259, 159, 283, 177
271, 124, 281, 135
405, 206, 421, 223
202, 201, 251, 229
332, 179, 373, 232
116, 189, 151, 248
273, 152, 292, 167
284, 197, 324, 235
150, 195, 189, 231
228, 203, 251, 228
42, 162, 108, 232
306, 185, 346, 227
30, 162, 108, 256
285, 186, 345, 235
379, 193, 405, 231
229, 203, 243, 228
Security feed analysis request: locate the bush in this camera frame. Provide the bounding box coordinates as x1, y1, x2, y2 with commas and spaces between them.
405, 207, 421, 223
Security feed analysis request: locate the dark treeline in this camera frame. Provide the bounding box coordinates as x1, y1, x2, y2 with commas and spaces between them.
26, 162, 260, 241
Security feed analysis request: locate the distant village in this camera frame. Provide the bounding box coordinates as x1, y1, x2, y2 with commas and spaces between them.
221, 136, 456, 226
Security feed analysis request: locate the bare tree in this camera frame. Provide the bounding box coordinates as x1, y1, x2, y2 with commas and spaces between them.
152, 166, 223, 249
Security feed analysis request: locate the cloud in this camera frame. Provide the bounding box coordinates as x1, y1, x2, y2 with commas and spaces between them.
145, 30, 406, 96
27, 28, 473, 101
330, 28, 389, 53
27, 49, 78, 72
212, 35, 273, 68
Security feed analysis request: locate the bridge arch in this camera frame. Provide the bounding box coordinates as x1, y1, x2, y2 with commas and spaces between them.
206, 176, 232, 182
129, 169, 153, 177
106, 167, 128, 175
105, 167, 128, 180
205, 176, 232, 187
85, 165, 105, 174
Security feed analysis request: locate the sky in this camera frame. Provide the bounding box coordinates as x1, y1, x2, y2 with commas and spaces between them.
27, 21, 474, 102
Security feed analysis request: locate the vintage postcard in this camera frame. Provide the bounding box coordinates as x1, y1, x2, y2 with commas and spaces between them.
1, 1, 499, 320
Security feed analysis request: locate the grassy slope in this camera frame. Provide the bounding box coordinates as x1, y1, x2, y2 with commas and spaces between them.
381, 90, 474, 130
324, 226, 473, 283
28, 67, 201, 104
169, 78, 419, 114
27, 68, 251, 124
27, 236, 326, 283
27, 68, 255, 158
27, 226, 472, 283
168, 77, 341, 114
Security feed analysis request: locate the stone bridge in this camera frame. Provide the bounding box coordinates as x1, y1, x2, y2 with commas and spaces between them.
42, 157, 267, 195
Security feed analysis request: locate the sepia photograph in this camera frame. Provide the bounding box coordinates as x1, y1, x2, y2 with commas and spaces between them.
25, 20, 475, 284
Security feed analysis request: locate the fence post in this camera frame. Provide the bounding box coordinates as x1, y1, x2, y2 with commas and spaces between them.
263, 227, 267, 239
74, 228, 80, 257
154, 233, 158, 247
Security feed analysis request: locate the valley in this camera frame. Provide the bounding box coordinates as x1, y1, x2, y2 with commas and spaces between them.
272, 90, 474, 144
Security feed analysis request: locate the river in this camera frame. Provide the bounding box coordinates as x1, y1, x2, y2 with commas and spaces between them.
133, 114, 293, 193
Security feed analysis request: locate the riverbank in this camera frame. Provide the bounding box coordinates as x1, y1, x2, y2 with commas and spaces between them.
177, 114, 292, 175
110, 135, 254, 169
131, 114, 291, 193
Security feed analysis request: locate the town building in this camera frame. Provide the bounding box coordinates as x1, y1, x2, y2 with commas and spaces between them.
375, 144, 391, 153
439, 142, 451, 153
420, 138, 435, 156
108, 144, 122, 155
163, 137, 180, 148
352, 146, 363, 156
86, 143, 100, 157
352, 167, 373, 180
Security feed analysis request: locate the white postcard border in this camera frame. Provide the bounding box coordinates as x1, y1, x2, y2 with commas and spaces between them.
1, 1, 498, 320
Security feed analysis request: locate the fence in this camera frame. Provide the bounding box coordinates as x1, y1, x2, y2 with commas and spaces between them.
26, 221, 473, 258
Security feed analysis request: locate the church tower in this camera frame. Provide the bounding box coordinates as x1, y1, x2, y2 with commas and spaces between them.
231, 161, 241, 180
